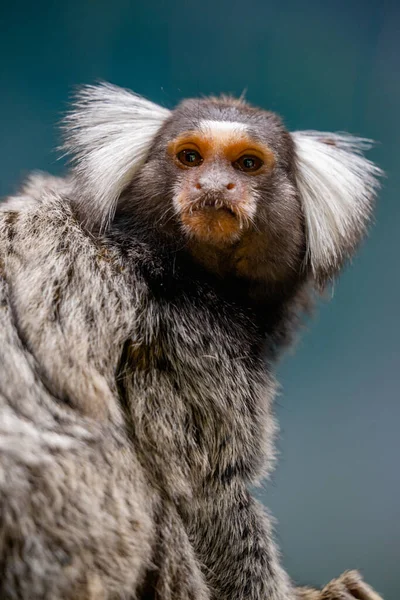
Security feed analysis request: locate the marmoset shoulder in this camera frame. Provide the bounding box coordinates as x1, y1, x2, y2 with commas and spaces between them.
0, 83, 383, 600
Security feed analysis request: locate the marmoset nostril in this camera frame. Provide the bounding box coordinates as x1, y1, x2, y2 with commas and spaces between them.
226, 183, 235, 190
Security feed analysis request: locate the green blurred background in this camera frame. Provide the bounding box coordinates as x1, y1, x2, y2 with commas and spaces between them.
1, 0, 399, 597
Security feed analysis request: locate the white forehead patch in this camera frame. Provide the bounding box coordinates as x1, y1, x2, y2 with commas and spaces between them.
199, 120, 248, 136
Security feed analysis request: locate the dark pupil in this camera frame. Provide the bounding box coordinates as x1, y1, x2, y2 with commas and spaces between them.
243, 158, 255, 169
185, 151, 197, 163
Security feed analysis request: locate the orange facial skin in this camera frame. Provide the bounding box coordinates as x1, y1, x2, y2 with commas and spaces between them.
168, 132, 275, 173
179, 196, 240, 246
168, 127, 275, 247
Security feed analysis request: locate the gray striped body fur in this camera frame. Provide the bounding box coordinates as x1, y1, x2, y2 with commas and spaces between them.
0, 85, 384, 600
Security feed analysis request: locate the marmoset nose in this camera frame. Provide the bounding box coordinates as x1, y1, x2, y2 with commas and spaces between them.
194, 182, 235, 191
194, 176, 236, 192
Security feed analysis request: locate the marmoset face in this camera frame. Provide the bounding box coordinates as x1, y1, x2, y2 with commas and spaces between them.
167, 118, 276, 246
132, 97, 306, 281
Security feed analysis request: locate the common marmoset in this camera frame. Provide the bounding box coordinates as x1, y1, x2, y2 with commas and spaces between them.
0, 83, 384, 599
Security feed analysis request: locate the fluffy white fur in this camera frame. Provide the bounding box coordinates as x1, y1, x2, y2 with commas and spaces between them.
199, 120, 248, 135
292, 131, 382, 277
62, 82, 171, 229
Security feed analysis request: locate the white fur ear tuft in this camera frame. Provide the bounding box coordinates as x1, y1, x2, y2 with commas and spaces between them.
292, 131, 383, 281
62, 82, 171, 230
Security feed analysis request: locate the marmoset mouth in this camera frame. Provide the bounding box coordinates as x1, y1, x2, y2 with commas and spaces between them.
188, 197, 237, 218
180, 199, 242, 246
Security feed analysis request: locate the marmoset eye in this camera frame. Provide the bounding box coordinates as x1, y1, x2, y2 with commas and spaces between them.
233, 155, 263, 172
177, 149, 203, 167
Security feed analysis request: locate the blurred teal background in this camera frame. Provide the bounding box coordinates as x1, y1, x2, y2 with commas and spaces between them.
1, 0, 399, 597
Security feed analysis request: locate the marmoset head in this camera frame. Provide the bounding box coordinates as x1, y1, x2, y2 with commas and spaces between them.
140, 98, 292, 247
64, 83, 382, 286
